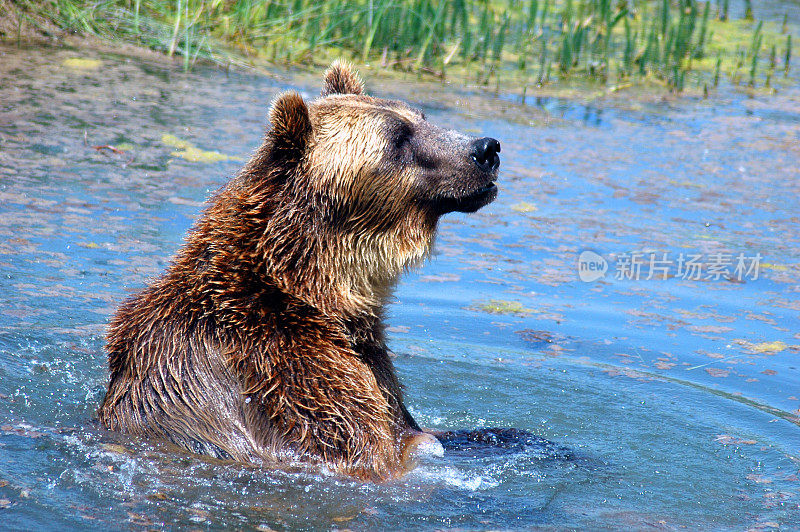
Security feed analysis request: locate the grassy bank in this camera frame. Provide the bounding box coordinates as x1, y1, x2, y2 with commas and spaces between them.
1, 0, 794, 93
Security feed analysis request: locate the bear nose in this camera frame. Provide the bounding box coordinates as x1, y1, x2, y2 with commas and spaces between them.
470, 137, 501, 172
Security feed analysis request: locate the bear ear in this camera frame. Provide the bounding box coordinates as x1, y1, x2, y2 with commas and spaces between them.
321, 60, 364, 97
268, 91, 312, 158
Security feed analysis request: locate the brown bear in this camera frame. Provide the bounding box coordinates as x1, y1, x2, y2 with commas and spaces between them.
97, 61, 500, 481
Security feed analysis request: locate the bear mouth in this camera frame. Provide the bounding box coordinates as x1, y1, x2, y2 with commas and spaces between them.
434, 182, 498, 214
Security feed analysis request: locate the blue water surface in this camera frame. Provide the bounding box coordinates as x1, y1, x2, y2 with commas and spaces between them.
0, 40, 798, 530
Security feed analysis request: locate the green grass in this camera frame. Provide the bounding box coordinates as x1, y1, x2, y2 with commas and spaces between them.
3, 0, 794, 92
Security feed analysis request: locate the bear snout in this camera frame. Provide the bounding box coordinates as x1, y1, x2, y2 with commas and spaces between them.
470, 137, 501, 173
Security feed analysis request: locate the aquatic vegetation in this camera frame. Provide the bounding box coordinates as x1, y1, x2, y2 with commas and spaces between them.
761, 262, 790, 271
61, 56, 102, 69
4, 0, 794, 91
735, 340, 793, 355
510, 201, 538, 213
161, 133, 239, 163
473, 299, 534, 316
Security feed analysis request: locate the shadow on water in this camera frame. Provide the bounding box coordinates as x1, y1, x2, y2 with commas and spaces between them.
1, 41, 799, 530
438, 427, 577, 460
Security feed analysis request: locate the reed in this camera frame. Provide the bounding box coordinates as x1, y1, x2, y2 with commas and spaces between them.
6, 0, 788, 92
748, 23, 762, 87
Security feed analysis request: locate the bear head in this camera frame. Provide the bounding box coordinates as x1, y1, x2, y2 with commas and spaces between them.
239, 61, 500, 315
268, 61, 499, 219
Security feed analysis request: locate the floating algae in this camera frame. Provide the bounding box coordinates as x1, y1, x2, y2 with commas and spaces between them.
511, 202, 538, 213
473, 300, 534, 317
161, 134, 240, 163
62, 57, 102, 70
735, 340, 793, 355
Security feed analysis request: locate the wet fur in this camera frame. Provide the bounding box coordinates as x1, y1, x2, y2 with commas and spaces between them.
98, 61, 494, 480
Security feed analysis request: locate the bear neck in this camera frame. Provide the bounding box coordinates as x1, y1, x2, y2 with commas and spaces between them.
267, 209, 438, 319
317, 220, 436, 317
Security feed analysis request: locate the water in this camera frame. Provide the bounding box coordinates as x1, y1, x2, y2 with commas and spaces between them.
0, 42, 798, 530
